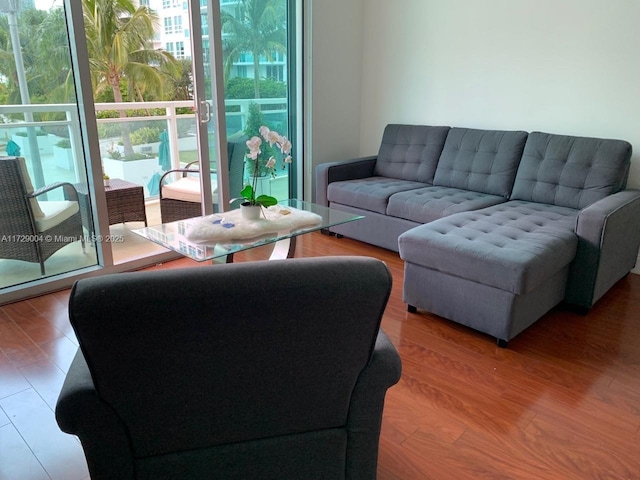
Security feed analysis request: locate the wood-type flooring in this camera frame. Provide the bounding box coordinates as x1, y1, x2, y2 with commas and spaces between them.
1, 232, 639, 479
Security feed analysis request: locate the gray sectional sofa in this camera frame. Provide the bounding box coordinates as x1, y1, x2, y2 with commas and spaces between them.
315, 125, 640, 346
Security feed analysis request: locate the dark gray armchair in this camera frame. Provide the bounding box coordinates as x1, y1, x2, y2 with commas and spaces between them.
56, 256, 401, 479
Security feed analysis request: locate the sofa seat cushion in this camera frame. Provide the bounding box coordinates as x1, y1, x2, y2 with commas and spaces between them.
327, 177, 428, 214
398, 201, 579, 295
387, 186, 507, 224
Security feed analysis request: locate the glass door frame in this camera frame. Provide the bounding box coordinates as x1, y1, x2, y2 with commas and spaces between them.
189, 0, 228, 215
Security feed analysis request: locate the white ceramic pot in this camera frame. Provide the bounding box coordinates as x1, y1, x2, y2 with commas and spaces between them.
240, 202, 262, 220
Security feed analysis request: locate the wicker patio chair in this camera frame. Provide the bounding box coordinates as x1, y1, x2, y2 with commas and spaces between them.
0, 156, 85, 275
159, 138, 247, 223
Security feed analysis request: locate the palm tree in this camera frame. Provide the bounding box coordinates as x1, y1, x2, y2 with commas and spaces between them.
35, 8, 74, 106
0, 9, 49, 106
82, 0, 178, 155
221, 0, 287, 99
0, 17, 17, 104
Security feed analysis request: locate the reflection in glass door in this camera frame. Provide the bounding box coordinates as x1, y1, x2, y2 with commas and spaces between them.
0, 1, 99, 290
187, 0, 296, 210
219, 0, 294, 204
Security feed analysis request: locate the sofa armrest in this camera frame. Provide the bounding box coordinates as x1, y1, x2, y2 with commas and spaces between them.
566, 189, 640, 308
56, 349, 136, 479
314, 156, 378, 206
345, 329, 401, 479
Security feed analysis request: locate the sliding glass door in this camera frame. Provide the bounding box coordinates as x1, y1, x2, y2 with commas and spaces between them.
0, 0, 299, 303
181, 0, 297, 214
0, 1, 99, 291
218, 0, 295, 204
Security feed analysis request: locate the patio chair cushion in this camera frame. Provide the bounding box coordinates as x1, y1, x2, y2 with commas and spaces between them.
162, 177, 218, 204
35, 201, 80, 232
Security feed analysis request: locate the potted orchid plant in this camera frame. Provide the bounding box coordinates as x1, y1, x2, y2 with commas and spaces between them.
240, 125, 292, 218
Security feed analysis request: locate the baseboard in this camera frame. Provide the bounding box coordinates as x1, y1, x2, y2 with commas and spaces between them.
632, 254, 640, 275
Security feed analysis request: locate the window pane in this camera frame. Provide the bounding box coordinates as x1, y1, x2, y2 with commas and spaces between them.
0, 3, 99, 289
220, 0, 291, 202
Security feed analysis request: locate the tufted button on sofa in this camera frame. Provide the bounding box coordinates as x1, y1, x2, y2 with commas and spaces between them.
316, 125, 640, 346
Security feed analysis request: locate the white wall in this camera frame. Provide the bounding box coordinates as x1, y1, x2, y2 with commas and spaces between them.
359, 0, 640, 189
306, 0, 364, 199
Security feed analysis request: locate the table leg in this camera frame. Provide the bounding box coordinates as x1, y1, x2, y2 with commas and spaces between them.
269, 235, 296, 260
209, 235, 296, 264
212, 253, 235, 264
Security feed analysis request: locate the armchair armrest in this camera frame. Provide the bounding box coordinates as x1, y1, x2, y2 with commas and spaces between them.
345, 329, 401, 478
314, 156, 378, 206
30, 182, 80, 202
56, 349, 135, 479
566, 189, 640, 307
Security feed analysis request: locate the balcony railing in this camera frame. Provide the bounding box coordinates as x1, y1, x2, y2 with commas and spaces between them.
0, 98, 288, 199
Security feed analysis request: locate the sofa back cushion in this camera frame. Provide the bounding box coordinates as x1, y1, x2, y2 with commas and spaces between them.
511, 132, 632, 209
433, 128, 528, 197
374, 124, 450, 183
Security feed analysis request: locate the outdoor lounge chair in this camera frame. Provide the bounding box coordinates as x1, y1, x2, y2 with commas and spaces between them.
0, 156, 85, 275
159, 138, 246, 222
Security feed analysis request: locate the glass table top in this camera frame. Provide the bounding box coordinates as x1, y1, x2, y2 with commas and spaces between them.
133, 199, 363, 262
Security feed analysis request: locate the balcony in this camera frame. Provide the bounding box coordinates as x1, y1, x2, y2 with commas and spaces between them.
0, 98, 289, 290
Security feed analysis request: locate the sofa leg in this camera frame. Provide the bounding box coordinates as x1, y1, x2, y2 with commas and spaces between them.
496, 338, 508, 348
565, 303, 590, 316
407, 305, 417, 313
336, 234, 344, 239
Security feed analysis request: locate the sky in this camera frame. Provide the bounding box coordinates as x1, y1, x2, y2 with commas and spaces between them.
33, 0, 62, 10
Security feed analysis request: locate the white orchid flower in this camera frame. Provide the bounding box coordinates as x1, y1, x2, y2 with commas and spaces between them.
265, 156, 276, 169
281, 139, 292, 155
267, 131, 280, 147
246, 136, 262, 150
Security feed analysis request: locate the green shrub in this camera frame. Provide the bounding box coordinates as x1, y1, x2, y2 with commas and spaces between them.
130, 127, 161, 145
97, 122, 123, 139
225, 77, 287, 99
15, 128, 48, 137
122, 152, 154, 161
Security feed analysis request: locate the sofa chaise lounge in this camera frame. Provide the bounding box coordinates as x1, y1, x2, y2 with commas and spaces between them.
316, 125, 640, 346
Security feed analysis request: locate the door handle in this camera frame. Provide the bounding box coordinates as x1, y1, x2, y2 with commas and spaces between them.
199, 100, 211, 124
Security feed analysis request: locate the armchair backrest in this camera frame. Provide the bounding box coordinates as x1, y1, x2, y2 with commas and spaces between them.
0, 156, 45, 221
68, 256, 392, 458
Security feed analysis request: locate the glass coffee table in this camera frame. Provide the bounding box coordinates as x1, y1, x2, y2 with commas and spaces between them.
133, 199, 363, 262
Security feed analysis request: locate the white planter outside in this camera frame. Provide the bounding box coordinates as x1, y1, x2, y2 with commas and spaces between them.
111, 135, 197, 156
12, 133, 57, 156
53, 146, 74, 170
102, 157, 159, 197
243, 175, 272, 197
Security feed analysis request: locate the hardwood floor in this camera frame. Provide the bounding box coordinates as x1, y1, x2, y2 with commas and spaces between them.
1, 231, 639, 479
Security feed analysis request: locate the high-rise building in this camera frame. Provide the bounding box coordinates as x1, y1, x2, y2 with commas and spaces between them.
143, 0, 286, 82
